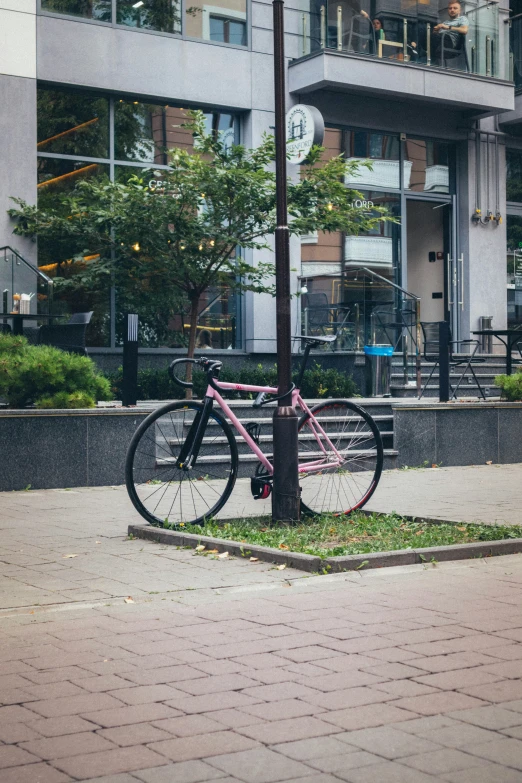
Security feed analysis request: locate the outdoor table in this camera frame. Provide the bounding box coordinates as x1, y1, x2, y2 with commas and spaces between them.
1, 313, 66, 337
472, 329, 522, 375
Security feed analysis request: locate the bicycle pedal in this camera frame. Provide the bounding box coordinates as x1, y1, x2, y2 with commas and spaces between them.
251, 476, 272, 500
245, 422, 261, 445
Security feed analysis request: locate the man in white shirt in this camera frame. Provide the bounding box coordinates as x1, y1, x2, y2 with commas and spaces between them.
433, 0, 469, 63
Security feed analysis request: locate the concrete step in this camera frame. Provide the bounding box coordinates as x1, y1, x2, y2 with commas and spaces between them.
156, 449, 398, 477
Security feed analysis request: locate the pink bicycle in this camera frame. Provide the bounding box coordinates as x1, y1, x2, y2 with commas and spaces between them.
125, 335, 383, 526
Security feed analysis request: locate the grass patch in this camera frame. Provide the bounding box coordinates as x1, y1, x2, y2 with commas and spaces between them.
170, 513, 522, 559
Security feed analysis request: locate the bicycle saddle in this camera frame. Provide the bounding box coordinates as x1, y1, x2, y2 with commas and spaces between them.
300, 335, 337, 345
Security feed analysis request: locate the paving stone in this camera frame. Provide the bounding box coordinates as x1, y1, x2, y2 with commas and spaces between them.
52, 746, 167, 779
463, 737, 522, 769
500, 725, 522, 739
117, 665, 205, 686
81, 703, 183, 728
133, 760, 226, 783
26, 693, 124, 719
148, 731, 259, 762
391, 691, 486, 716
199, 709, 264, 730
460, 680, 522, 703
332, 760, 440, 782
338, 726, 441, 759
237, 716, 338, 744
307, 752, 383, 773
0, 745, 42, 769
401, 748, 485, 775
442, 764, 522, 782
447, 705, 522, 730
372, 680, 437, 699
426, 723, 503, 748
165, 691, 261, 715
20, 731, 116, 760
412, 668, 504, 691
25, 716, 100, 737
149, 715, 225, 738
176, 674, 260, 696
304, 686, 391, 711
321, 703, 417, 731
270, 735, 358, 761
80, 776, 142, 783
70, 675, 132, 693
0, 722, 43, 743
107, 685, 186, 705
204, 747, 313, 783
0, 762, 72, 783
97, 723, 174, 747
238, 699, 320, 721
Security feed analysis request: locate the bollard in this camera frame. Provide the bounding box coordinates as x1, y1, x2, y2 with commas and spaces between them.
438, 320, 450, 403
122, 313, 138, 407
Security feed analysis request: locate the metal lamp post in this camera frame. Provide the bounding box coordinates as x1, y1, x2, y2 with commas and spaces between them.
271, 0, 301, 523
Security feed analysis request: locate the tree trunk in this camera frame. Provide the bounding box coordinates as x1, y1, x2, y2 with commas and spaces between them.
185, 295, 200, 399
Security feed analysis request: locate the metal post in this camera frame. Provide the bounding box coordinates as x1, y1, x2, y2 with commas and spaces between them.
320, 4, 326, 47
415, 299, 422, 397
337, 5, 342, 50
272, 0, 300, 523
438, 320, 450, 403
426, 23, 431, 65
122, 313, 139, 407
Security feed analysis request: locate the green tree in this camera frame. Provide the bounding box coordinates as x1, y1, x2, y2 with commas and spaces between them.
10, 111, 390, 385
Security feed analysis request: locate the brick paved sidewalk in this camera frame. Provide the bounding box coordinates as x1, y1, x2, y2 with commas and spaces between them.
3, 556, 522, 781
2, 469, 522, 781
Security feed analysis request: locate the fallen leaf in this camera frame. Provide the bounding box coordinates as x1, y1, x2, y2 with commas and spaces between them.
207, 549, 219, 554
217, 551, 229, 559
124, 597, 134, 603
95, 541, 101, 545
195, 545, 206, 552
279, 544, 289, 550
249, 557, 259, 562
457, 526, 467, 531
62, 554, 78, 559
486, 460, 493, 465
431, 464, 438, 469
415, 531, 424, 536
276, 564, 287, 570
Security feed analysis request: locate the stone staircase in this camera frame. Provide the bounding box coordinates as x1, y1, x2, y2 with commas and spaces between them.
157, 398, 398, 477
390, 354, 517, 398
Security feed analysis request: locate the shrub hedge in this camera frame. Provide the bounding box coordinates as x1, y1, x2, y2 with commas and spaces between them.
495, 369, 522, 402
106, 362, 359, 401
0, 334, 112, 409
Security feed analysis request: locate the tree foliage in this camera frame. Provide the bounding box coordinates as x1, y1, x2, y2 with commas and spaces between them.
10, 110, 391, 364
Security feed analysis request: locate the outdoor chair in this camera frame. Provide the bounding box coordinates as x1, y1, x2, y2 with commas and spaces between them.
302, 293, 356, 349
420, 321, 486, 399
440, 31, 470, 71
345, 14, 376, 54
37, 311, 93, 355
371, 303, 417, 351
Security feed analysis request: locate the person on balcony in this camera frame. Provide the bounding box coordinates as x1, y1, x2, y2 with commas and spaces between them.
432, 0, 469, 63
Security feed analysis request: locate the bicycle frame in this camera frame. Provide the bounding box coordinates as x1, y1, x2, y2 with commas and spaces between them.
205, 381, 345, 475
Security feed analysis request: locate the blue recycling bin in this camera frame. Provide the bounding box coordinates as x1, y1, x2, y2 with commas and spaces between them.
364, 344, 394, 397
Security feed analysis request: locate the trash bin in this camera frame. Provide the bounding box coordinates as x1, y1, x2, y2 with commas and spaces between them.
364, 344, 394, 397
479, 316, 493, 354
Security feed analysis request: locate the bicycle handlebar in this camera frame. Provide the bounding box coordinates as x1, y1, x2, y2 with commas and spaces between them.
168, 357, 224, 390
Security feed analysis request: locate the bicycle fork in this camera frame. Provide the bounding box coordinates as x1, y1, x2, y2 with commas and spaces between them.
175, 396, 214, 471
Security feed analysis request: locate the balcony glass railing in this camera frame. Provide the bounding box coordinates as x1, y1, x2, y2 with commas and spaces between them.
509, 14, 522, 90
298, 0, 507, 80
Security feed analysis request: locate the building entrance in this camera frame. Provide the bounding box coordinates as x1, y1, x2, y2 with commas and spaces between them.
406, 199, 451, 326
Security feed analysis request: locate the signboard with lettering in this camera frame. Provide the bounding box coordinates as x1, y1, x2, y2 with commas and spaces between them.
286, 105, 325, 164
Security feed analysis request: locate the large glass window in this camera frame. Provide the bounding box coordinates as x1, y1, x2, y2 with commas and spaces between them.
405, 138, 451, 194
41, 0, 111, 20
506, 214, 522, 329
116, 0, 181, 34
507, 148, 522, 203
41, 0, 248, 45
37, 86, 241, 348
345, 130, 402, 189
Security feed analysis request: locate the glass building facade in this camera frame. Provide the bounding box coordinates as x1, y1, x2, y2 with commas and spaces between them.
37, 87, 241, 348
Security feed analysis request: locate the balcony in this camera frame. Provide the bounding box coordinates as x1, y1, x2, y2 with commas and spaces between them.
290, 0, 514, 115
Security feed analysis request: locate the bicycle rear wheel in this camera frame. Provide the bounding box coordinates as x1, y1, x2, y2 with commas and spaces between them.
125, 401, 238, 527
298, 399, 383, 516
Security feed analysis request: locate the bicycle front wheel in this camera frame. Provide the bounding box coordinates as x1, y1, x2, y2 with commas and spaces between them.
298, 399, 383, 516
126, 401, 238, 527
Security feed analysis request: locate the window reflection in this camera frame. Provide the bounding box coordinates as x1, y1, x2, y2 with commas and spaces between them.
345, 130, 403, 189
185, 0, 247, 44
405, 138, 450, 193
507, 148, 522, 203
344, 191, 400, 270
116, 0, 181, 33
41, 0, 111, 21
37, 89, 109, 159
37, 159, 110, 347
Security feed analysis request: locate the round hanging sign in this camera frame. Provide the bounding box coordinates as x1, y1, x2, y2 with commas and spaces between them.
286, 104, 325, 164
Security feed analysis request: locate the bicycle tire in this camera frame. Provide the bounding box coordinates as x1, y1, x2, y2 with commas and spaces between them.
125, 400, 238, 527
297, 399, 383, 516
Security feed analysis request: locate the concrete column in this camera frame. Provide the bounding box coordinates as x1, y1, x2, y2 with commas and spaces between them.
458, 118, 507, 344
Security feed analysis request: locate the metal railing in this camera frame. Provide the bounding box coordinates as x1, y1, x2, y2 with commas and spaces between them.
0, 246, 54, 317
300, 266, 422, 395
